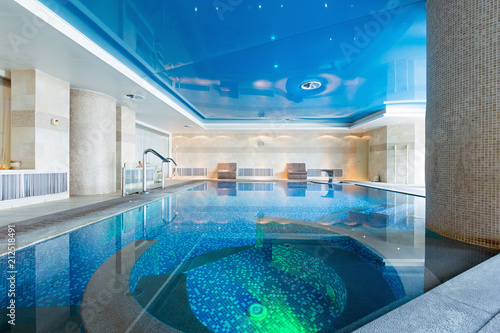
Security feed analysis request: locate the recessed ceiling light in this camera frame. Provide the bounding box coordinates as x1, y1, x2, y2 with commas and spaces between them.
184, 125, 194, 128
124, 94, 145, 101
300, 81, 322, 90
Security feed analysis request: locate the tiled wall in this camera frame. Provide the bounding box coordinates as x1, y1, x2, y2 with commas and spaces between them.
367, 123, 425, 185
368, 127, 388, 182
387, 123, 425, 185
10, 70, 70, 173
10, 70, 36, 169
172, 131, 359, 179
116, 106, 136, 189
414, 122, 425, 185
0, 78, 10, 168
426, 0, 499, 248
70, 89, 116, 195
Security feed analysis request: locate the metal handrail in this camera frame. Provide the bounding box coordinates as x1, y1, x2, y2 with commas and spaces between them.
143, 148, 177, 193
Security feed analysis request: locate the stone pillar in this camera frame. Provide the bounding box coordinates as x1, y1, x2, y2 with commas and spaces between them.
10, 70, 70, 172
70, 89, 116, 195
426, 1, 499, 248
116, 106, 136, 189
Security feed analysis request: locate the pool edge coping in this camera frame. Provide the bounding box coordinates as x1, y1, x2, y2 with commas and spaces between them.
0, 180, 208, 256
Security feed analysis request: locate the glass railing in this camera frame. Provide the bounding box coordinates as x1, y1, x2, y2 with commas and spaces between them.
122, 163, 165, 196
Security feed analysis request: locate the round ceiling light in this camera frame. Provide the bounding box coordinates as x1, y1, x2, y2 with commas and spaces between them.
300, 81, 322, 90
125, 94, 145, 101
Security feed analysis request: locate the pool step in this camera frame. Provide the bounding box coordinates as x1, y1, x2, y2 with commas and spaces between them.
171, 245, 253, 274
316, 204, 381, 223
80, 239, 179, 333
347, 204, 415, 229
134, 273, 211, 333
133, 246, 251, 332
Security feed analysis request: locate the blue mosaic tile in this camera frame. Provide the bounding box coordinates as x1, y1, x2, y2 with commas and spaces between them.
0, 182, 423, 331
186, 244, 347, 333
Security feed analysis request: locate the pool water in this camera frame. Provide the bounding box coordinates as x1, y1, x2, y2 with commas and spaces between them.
0, 182, 426, 332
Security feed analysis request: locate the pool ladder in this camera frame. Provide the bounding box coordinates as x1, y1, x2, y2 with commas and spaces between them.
142, 148, 177, 194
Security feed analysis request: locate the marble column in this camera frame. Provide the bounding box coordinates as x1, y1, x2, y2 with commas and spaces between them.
70, 89, 116, 195
116, 106, 136, 189
426, 1, 499, 248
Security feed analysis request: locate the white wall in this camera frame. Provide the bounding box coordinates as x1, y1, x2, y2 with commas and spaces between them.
172, 130, 359, 179
135, 125, 169, 166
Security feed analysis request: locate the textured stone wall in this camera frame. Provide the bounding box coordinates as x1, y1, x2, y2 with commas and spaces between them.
70, 89, 116, 195
426, 0, 500, 248
173, 131, 358, 179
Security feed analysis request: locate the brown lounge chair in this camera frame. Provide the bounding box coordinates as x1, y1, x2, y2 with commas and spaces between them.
287, 163, 307, 180
217, 163, 237, 179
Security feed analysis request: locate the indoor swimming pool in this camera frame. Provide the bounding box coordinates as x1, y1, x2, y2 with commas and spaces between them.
1, 182, 427, 332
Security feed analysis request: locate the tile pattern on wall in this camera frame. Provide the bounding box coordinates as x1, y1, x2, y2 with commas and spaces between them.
426, 0, 500, 248
10, 70, 70, 172
367, 123, 425, 185
368, 127, 388, 182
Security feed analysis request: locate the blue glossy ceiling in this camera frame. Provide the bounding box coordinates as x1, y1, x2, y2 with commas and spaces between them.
40, 0, 427, 123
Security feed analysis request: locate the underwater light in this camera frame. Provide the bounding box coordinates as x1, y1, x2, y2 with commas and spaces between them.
326, 284, 336, 302
300, 81, 322, 90
247, 303, 268, 320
